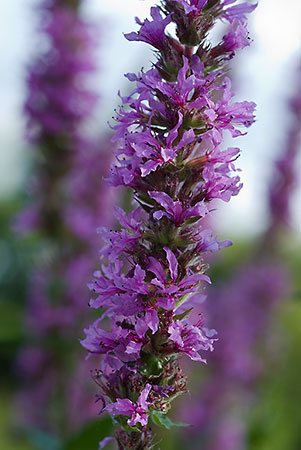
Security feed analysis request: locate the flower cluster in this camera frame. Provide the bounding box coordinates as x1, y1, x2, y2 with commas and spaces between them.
82, 1, 256, 447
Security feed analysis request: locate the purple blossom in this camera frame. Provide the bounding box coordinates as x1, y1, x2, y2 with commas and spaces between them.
99, 207, 143, 262
221, 1, 258, 23
168, 320, 216, 361
131, 113, 194, 177
169, 0, 209, 15
149, 191, 208, 225
194, 229, 232, 253
88, 262, 148, 311
148, 247, 210, 310
105, 384, 152, 427
222, 20, 251, 55
125, 7, 171, 50
201, 163, 243, 202
169, 0, 257, 22
81, 319, 146, 362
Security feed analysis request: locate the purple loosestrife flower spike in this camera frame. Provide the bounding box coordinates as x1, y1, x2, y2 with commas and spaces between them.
268, 65, 301, 235
83, 1, 256, 447
15, 0, 116, 437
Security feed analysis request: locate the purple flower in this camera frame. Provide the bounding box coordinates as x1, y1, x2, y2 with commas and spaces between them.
221, 1, 258, 23
148, 247, 210, 310
222, 20, 251, 55
168, 320, 216, 361
99, 207, 143, 262
169, 0, 257, 22
81, 319, 146, 363
169, 0, 209, 15
125, 7, 171, 50
201, 163, 243, 202
194, 229, 232, 253
149, 191, 208, 225
105, 384, 152, 427
88, 262, 148, 311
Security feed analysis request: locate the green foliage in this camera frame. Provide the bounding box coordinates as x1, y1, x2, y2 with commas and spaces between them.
151, 410, 188, 430
173, 307, 193, 322
248, 300, 301, 450
0, 303, 24, 342
64, 417, 113, 450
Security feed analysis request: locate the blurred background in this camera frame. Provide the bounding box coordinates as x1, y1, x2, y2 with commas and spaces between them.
0, 1, 300, 449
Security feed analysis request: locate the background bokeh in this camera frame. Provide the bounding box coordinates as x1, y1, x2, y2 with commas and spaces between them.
0, 1, 300, 449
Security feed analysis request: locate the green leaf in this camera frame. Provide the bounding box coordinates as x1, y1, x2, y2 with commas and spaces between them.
64, 417, 113, 450
151, 411, 189, 430
173, 307, 193, 322
0, 303, 23, 342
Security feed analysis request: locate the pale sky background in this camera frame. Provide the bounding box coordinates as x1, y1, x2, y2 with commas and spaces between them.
0, 0, 300, 238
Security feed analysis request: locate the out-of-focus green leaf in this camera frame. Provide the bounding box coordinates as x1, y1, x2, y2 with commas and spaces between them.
64, 417, 113, 450
0, 391, 32, 450
0, 303, 23, 342
151, 410, 188, 430
248, 300, 301, 450
173, 307, 193, 322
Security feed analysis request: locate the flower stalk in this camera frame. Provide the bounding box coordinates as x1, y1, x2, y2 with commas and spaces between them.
16, 0, 114, 438
82, 1, 257, 448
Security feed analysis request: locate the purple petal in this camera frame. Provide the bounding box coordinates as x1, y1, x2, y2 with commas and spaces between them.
125, 340, 143, 355
148, 190, 175, 216
137, 383, 152, 408
105, 398, 134, 416
176, 128, 195, 149
161, 147, 177, 162
168, 322, 184, 346
153, 210, 166, 220
175, 293, 207, 314
166, 112, 183, 147
164, 247, 178, 282
156, 297, 175, 310
141, 160, 161, 177
145, 309, 159, 333
148, 256, 167, 284
135, 318, 149, 338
